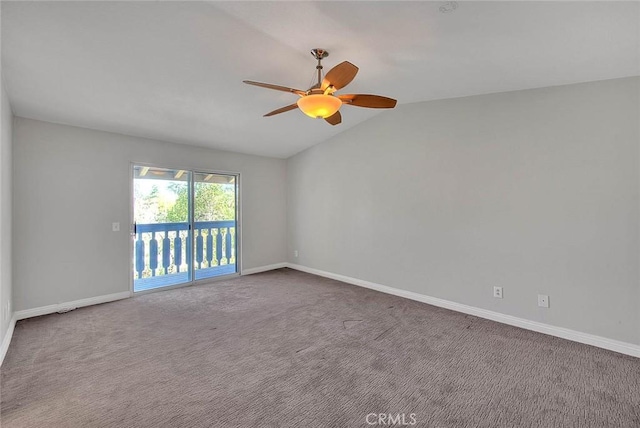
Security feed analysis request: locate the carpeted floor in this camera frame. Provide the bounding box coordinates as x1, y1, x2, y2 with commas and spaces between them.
1, 268, 639, 427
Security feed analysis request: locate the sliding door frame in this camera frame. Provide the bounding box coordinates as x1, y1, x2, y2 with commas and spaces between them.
129, 161, 242, 296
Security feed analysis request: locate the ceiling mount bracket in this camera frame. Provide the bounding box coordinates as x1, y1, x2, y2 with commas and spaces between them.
310, 48, 329, 60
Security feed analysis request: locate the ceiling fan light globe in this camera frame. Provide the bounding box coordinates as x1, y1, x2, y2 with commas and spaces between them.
297, 94, 342, 119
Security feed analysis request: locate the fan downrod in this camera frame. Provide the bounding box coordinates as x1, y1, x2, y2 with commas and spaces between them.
310, 49, 329, 89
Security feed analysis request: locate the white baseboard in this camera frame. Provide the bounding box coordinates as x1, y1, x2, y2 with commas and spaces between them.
0, 314, 17, 366
242, 262, 288, 276
4, 265, 638, 360
14, 291, 131, 321
287, 263, 640, 359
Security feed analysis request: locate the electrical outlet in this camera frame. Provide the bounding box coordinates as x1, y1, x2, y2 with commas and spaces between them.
112, 222, 120, 232
493, 286, 503, 299
538, 294, 550, 308
294, 250, 299, 258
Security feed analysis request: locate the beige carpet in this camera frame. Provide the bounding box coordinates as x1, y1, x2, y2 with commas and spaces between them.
1, 268, 639, 427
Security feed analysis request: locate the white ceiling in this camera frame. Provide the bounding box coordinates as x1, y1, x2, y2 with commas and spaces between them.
2, 1, 639, 158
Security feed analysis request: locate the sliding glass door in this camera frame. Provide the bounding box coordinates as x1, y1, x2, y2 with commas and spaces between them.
193, 172, 237, 280
132, 165, 238, 293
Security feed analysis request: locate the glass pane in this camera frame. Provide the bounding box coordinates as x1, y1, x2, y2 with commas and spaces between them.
133, 166, 191, 291
193, 173, 237, 280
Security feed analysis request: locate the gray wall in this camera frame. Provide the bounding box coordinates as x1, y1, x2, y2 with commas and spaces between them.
287, 77, 640, 345
1, 77, 13, 339
13, 118, 287, 311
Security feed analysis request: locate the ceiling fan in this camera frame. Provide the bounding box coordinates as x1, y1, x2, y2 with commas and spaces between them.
243, 48, 397, 126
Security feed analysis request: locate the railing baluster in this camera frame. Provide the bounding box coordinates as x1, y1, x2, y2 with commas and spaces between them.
225, 227, 232, 263
216, 228, 223, 265
196, 229, 203, 269
149, 232, 158, 277
206, 229, 213, 267
174, 232, 182, 273
186, 230, 191, 273
162, 231, 171, 274
135, 233, 144, 279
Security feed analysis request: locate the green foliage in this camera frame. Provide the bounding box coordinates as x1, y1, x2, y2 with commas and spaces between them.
134, 180, 236, 224
134, 184, 166, 223
166, 182, 235, 222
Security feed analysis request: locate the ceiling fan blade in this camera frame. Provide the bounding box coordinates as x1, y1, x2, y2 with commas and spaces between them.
324, 111, 342, 126
321, 61, 359, 91
243, 80, 306, 96
339, 94, 397, 109
264, 103, 299, 117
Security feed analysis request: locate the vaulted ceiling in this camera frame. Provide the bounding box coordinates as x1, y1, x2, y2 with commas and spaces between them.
2, 1, 638, 158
